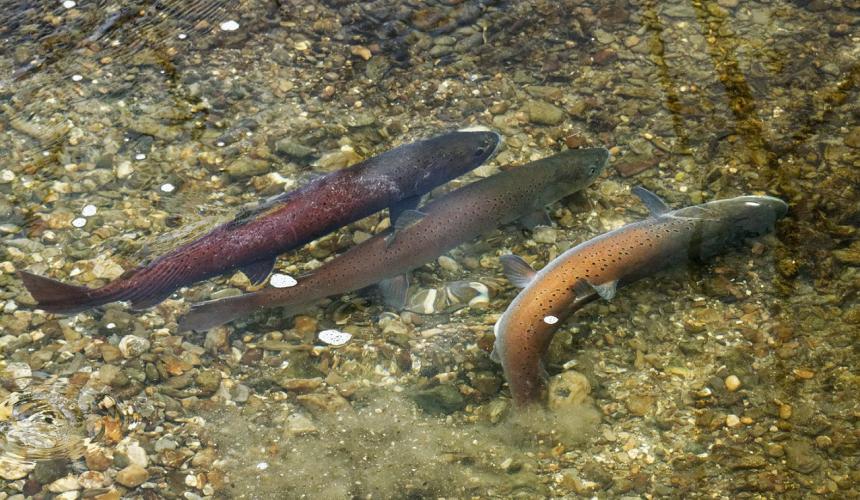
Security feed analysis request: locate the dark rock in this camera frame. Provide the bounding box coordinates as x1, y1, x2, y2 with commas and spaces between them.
411, 384, 466, 414
783, 440, 821, 474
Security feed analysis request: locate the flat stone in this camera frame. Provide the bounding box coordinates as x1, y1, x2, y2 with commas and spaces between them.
226, 158, 269, 179
115, 464, 148, 488
524, 100, 565, 125
411, 385, 466, 414
783, 440, 821, 474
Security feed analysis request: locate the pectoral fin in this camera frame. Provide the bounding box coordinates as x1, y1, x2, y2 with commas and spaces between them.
379, 274, 410, 310
385, 209, 426, 246
240, 257, 276, 285
500, 254, 537, 288
519, 209, 552, 230
573, 278, 618, 300
389, 195, 422, 224
631, 186, 670, 215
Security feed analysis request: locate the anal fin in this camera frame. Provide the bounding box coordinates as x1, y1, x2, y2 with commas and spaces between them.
379, 274, 410, 310
239, 257, 276, 285
520, 209, 552, 230
385, 209, 426, 246
390, 195, 422, 224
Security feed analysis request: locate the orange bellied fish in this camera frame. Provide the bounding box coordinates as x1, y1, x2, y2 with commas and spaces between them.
177, 147, 609, 331
19, 130, 501, 314
493, 187, 788, 406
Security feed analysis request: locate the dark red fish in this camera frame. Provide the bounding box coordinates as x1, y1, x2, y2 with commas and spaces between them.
177, 147, 609, 332
19, 130, 501, 313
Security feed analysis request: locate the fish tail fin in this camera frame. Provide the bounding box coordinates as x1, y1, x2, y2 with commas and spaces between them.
177, 294, 264, 332
18, 270, 111, 314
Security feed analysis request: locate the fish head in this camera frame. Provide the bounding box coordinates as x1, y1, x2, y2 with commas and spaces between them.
695, 195, 789, 238
444, 127, 503, 167
531, 147, 609, 206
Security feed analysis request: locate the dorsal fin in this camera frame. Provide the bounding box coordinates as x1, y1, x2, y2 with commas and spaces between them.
499, 254, 537, 288
632, 186, 670, 215
385, 210, 426, 246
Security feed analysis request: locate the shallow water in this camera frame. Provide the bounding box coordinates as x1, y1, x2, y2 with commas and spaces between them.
1, 0, 858, 498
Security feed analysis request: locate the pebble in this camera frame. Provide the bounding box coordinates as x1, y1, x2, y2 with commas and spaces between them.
411, 385, 466, 414
724, 375, 741, 392
226, 158, 269, 179
845, 126, 860, 148
47, 476, 80, 493
725, 414, 740, 427
118, 335, 150, 358
547, 371, 591, 411
78, 471, 109, 489
350, 45, 372, 60
532, 226, 557, 244
438, 255, 460, 273
524, 100, 565, 125
115, 464, 148, 488
783, 440, 821, 473
285, 413, 318, 437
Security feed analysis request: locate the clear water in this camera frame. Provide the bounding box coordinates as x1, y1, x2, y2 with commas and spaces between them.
1, 1, 858, 497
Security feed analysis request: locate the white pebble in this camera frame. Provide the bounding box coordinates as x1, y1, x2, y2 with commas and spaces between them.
543, 315, 559, 324
270, 273, 297, 288
178, 33, 188, 40
220, 20, 240, 31
72, 217, 87, 228
62, 0, 76, 8
0, 169, 14, 183
255, 462, 268, 471
135, 153, 146, 160
81, 204, 97, 217
160, 183, 175, 193
726, 414, 741, 427
71, 74, 83, 82
318, 329, 352, 346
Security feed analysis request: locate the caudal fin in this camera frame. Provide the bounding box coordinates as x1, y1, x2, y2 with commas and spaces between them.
18, 271, 106, 314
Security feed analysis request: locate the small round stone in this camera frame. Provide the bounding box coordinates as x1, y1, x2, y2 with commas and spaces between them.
726, 414, 741, 427
71, 74, 83, 82
134, 153, 146, 160
81, 204, 97, 217
62, 0, 76, 8
160, 183, 175, 193
724, 375, 741, 392
71, 217, 87, 228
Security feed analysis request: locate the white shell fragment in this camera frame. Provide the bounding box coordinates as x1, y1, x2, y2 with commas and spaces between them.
543, 315, 559, 325
220, 20, 240, 31
270, 273, 297, 288
318, 329, 352, 346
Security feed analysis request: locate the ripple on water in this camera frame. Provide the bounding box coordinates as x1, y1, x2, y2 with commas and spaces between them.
0, 372, 140, 476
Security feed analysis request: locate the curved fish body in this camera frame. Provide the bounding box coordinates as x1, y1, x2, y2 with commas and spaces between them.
178, 147, 610, 331
19, 130, 501, 314
494, 188, 789, 406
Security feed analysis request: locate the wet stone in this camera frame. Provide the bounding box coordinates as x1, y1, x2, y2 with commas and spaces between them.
226, 158, 269, 179
547, 371, 591, 411
844, 126, 860, 148
783, 440, 821, 474
195, 369, 221, 395
33, 459, 69, 485
115, 464, 149, 488
524, 100, 565, 125
532, 226, 557, 244
626, 394, 656, 417
118, 335, 150, 358
411, 384, 466, 414
275, 138, 315, 160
